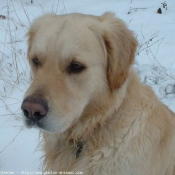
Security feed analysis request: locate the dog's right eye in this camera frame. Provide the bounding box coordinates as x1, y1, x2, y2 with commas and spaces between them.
67, 61, 86, 74
32, 58, 39, 66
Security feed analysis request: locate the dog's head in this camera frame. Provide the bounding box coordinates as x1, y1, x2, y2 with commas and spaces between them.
21, 12, 137, 133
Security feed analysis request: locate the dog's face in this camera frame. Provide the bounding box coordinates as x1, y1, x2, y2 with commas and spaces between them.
21, 13, 137, 133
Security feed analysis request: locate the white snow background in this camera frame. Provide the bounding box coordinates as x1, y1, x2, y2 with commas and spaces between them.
0, 0, 175, 174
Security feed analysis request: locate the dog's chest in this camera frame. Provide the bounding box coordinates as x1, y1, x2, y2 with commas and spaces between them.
49, 133, 133, 174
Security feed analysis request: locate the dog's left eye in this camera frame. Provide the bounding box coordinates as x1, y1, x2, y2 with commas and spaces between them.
67, 61, 85, 74
32, 57, 39, 67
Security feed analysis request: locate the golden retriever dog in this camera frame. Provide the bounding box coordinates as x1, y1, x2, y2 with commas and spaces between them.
21, 12, 175, 175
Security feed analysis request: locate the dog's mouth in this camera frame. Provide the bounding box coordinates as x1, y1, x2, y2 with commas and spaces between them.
25, 118, 42, 129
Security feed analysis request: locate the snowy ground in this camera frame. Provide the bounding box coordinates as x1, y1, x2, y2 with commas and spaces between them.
0, 0, 175, 174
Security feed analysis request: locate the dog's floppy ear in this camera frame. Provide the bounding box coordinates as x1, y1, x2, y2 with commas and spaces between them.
99, 12, 138, 90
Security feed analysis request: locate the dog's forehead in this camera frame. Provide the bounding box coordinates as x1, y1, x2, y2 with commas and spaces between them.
29, 14, 104, 61
31, 14, 98, 42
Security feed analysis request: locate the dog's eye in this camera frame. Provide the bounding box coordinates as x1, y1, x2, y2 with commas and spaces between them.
68, 61, 85, 74
32, 58, 39, 66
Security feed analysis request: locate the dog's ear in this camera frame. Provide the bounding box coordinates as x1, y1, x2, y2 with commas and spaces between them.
99, 12, 138, 90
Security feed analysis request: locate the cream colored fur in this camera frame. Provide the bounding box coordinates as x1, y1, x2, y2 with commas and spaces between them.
25, 12, 175, 175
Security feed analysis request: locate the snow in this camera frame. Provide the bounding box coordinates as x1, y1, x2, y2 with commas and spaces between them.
0, 0, 174, 174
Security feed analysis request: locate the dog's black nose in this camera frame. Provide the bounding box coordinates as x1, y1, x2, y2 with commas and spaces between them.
21, 96, 48, 122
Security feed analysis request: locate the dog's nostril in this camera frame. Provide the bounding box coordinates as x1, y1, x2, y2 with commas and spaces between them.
23, 109, 29, 118
33, 111, 45, 121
